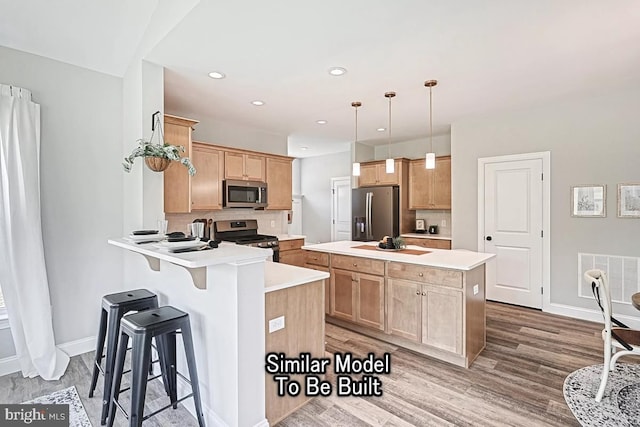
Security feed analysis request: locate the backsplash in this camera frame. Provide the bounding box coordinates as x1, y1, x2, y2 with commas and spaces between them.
415, 210, 452, 236
166, 209, 289, 237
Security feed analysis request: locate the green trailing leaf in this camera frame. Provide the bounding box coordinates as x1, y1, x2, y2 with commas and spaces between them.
392, 236, 406, 249
123, 139, 196, 176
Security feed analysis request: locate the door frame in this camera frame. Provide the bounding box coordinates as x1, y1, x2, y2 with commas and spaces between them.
477, 151, 551, 311
331, 176, 352, 241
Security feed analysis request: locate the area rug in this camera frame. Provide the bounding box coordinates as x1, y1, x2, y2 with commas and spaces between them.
564, 363, 640, 427
24, 386, 92, 427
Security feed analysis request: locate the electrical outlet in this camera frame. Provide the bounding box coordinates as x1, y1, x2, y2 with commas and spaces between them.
441, 219, 447, 227
270, 220, 275, 228
473, 284, 479, 295
268, 316, 285, 333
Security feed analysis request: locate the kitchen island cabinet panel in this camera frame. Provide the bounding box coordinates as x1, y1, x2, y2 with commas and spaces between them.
387, 278, 421, 342
355, 273, 385, 331
330, 268, 355, 321
421, 284, 463, 354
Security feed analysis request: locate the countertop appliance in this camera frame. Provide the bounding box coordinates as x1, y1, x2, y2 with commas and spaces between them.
223, 180, 268, 209
213, 219, 279, 261
428, 225, 439, 234
352, 186, 399, 241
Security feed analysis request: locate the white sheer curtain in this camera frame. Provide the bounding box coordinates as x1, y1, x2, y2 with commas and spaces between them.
0, 84, 69, 380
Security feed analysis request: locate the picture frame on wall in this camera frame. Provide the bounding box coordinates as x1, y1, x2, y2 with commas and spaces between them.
571, 185, 606, 217
617, 183, 640, 218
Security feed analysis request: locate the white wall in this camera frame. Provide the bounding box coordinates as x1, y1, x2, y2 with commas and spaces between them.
0, 45, 124, 347
373, 133, 451, 160
300, 151, 350, 243
451, 83, 640, 316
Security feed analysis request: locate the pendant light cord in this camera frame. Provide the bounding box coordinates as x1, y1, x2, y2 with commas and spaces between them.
388, 94, 392, 158
429, 85, 433, 152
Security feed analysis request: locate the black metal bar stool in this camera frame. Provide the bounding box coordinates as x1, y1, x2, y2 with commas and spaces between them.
89, 289, 160, 425
107, 306, 206, 427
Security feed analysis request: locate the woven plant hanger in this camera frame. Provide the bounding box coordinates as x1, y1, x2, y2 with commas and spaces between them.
144, 112, 171, 172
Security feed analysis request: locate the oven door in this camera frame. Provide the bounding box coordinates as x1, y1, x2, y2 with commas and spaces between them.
223, 180, 268, 208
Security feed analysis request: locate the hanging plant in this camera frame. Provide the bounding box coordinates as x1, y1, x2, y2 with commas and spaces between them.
122, 111, 196, 176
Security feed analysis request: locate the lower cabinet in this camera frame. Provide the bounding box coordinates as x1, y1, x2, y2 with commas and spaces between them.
387, 278, 462, 354
330, 268, 384, 331
304, 250, 331, 315
403, 237, 452, 250
278, 238, 305, 267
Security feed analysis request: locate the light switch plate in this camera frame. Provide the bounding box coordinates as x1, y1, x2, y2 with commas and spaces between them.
473, 284, 479, 295
269, 316, 285, 333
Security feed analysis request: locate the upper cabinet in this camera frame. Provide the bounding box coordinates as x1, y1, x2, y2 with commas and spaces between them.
224, 152, 265, 181
358, 160, 401, 187
266, 156, 292, 210
191, 143, 224, 211
163, 115, 199, 213
409, 156, 451, 210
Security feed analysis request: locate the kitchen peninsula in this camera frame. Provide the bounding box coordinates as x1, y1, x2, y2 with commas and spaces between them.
108, 238, 329, 427
302, 241, 495, 368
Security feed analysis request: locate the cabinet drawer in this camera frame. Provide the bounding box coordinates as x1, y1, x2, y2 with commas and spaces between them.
331, 254, 385, 276
279, 249, 304, 267
387, 262, 462, 288
304, 251, 329, 267
279, 238, 304, 252
404, 237, 451, 250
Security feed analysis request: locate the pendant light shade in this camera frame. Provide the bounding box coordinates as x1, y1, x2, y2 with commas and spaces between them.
351, 101, 362, 176
424, 79, 437, 169
385, 91, 396, 174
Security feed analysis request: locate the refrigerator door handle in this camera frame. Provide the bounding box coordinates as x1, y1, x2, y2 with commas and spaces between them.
366, 192, 373, 240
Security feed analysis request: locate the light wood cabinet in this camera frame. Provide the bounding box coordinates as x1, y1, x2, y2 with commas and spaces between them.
355, 273, 385, 331
278, 238, 304, 267
358, 160, 400, 187
190, 143, 224, 210
409, 156, 451, 210
403, 237, 452, 250
331, 268, 356, 321
224, 151, 265, 181
387, 278, 462, 354
163, 115, 199, 213
303, 250, 331, 314
266, 157, 292, 210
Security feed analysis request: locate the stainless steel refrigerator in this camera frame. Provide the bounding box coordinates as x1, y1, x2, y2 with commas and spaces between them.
352, 186, 399, 241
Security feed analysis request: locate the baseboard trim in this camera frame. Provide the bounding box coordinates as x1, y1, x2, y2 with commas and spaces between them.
0, 335, 96, 377
546, 303, 640, 329
0, 355, 20, 377
175, 375, 228, 427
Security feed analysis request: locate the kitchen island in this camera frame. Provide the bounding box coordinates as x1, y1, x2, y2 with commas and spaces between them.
302, 241, 495, 368
109, 239, 328, 427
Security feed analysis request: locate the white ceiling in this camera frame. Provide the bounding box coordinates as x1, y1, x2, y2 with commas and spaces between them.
2, 1, 639, 158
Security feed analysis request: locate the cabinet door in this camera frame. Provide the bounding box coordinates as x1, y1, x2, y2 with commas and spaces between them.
356, 273, 385, 331
191, 144, 223, 210
224, 152, 246, 180
358, 163, 378, 187
266, 157, 292, 210
164, 120, 192, 213
409, 160, 433, 210
279, 249, 305, 267
403, 237, 451, 250
377, 161, 399, 185
432, 157, 451, 209
330, 268, 355, 321
304, 265, 330, 315
387, 279, 421, 342
421, 284, 462, 354
245, 154, 265, 181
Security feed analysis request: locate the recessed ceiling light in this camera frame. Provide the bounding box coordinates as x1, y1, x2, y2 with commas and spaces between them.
300, 146, 309, 150
251, 100, 265, 106
328, 67, 347, 76
208, 71, 226, 79
377, 127, 386, 132
316, 120, 328, 125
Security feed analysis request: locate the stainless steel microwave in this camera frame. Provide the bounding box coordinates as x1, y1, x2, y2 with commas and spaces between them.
223, 180, 268, 208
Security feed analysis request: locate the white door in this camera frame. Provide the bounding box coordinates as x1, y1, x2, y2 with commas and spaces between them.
482, 158, 543, 308
331, 177, 351, 241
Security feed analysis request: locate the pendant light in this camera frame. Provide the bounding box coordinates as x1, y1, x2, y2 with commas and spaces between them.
424, 80, 438, 169
385, 91, 396, 174
351, 101, 362, 176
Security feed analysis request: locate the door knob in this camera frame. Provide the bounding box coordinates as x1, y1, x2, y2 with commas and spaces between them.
486, 236, 492, 241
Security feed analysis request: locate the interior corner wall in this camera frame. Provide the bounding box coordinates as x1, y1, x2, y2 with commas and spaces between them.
451, 83, 640, 315
300, 151, 350, 243
0, 45, 124, 346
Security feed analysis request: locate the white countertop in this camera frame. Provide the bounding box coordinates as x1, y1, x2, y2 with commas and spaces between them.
109, 238, 270, 268
264, 261, 329, 293
276, 234, 306, 241
401, 233, 452, 241
301, 241, 494, 271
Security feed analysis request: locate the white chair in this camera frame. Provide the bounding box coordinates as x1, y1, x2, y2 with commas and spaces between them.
584, 269, 640, 401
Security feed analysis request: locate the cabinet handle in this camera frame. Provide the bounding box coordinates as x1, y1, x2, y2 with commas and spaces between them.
422, 291, 426, 296
418, 273, 424, 277
415, 291, 420, 295
353, 263, 357, 267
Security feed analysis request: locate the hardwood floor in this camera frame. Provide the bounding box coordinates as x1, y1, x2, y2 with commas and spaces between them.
0, 302, 615, 426
276, 302, 608, 426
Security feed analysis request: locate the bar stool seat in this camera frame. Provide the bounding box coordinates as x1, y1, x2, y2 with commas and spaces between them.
89, 289, 160, 425
107, 306, 205, 427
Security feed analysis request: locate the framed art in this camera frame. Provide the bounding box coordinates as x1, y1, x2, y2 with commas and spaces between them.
617, 183, 640, 218
571, 185, 606, 217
